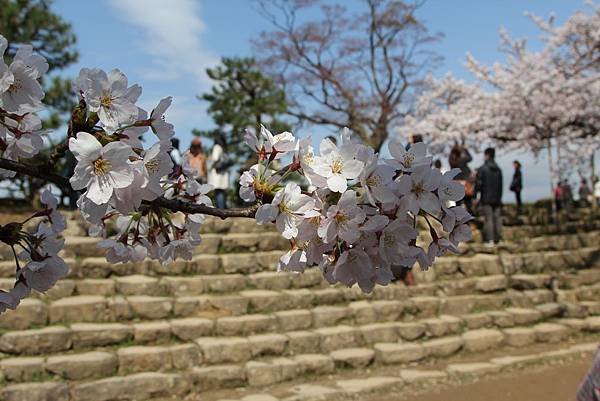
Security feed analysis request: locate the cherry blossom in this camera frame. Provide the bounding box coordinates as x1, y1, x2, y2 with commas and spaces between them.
255, 182, 317, 239
396, 165, 442, 215
69, 132, 134, 205
78, 68, 141, 130
149, 97, 174, 139
312, 139, 364, 193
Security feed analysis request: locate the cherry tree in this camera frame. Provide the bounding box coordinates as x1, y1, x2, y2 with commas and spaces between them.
398, 74, 491, 155
0, 33, 472, 313
465, 22, 600, 188
402, 2, 600, 198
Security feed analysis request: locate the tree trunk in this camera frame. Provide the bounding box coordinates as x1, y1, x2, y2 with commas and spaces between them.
592, 153, 597, 210
547, 138, 557, 221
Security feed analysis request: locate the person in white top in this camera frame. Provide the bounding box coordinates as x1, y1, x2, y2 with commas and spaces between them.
207, 135, 231, 209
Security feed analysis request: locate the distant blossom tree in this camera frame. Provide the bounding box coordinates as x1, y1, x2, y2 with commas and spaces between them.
398, 74, 491, 155
253, 0, 442, 151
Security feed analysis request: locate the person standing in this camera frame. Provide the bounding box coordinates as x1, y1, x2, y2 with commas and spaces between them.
510, 160, 523, 213
169, 138, 183, 178
579, 178, 592, 207
475, 147, 503, 247
208, 135, 231, 209
449, 142, 474, 213
185, 138, 208, 183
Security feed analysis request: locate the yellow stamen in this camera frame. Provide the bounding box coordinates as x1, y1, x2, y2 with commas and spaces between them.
93, 158, 112, 176
331, 158, 344, 174
100, 95, 113, 108
366, 175, 380, 187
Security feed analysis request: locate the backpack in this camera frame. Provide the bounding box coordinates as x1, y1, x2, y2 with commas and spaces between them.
213, 151, 234, 173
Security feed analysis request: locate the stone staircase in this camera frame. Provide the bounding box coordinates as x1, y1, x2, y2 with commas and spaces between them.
0, 213, 600, 401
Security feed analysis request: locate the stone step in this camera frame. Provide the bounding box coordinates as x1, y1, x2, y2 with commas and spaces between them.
212, 341, 598, 401
3, 264, 600, 331
59, 232, 290, 258
2, 242, 595, 285
1, 282, 598, 358
5, 264, 600, 311
52, 228, 600, 261
0, 316, 597, 393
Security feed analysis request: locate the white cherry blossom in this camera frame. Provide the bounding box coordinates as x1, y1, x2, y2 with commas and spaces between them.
312, 139, 364, 193
69, 132, 134, 205
318, 190, 366, 244
255, 182, 317, 239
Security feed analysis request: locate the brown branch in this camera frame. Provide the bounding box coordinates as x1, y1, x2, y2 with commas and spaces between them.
0, 157, 258, 219
146, 197, 258, 219
0, 158, 71, 189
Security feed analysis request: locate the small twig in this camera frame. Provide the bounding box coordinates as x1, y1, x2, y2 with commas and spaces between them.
48, 139, 70, 166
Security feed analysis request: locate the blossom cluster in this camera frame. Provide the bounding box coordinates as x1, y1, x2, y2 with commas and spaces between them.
0, 190, 68, 312
241, 127, 472, 293
69, 68, 212, 265
0, 35, 48, 177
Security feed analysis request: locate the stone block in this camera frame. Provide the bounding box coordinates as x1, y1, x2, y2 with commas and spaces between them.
0, 326, 71, 355
1, 382, 69, 401
118, 346, 172, 374
170, 344, 202, 369
46, 351, 117, 380
503, 328, 536, 347
360, 322, 399, 344
70, 323, 132, 348
374, 343, 427, 364
534, 323, 570, 343
462, 329, 504, 352
70, 372, 188, 401
311, 305, 351, 327
330, 347, 375, 368
196, 337, 251, 364
0, 356, 45, 382
423, 336, 463, 357
49, 296, 107, 323
133, 321, 171, 343
248, 333, 288, 357
315, 326, 359, 352
293, 354, 335, 375
286, 331, 320, 355
127, 296, 172, 319
275, 309, 313, 331
114, 275, 160, 296
190, 365, 246, 391
216, 314, 276, 336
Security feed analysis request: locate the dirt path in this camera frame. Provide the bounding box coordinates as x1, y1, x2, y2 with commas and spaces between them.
367, 359, 591, 401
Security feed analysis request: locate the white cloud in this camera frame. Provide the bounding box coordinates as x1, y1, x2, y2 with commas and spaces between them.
106, 0, 218, 86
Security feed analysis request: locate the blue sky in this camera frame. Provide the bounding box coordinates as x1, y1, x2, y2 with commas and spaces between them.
52, 0, 587, 202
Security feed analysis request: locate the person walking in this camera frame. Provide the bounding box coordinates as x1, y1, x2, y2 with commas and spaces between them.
449, 142, 474, 213
475, 147, 503, 247
208, 135, 231, 209
510, 160, 523, 213
185, 138, 208, 183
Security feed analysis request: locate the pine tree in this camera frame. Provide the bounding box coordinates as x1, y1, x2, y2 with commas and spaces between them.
0, 0, 78, 128
195, 57, 290, 164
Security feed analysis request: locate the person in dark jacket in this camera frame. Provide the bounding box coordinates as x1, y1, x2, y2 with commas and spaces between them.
475, 147, 503, 246
510, 160, 523, 213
